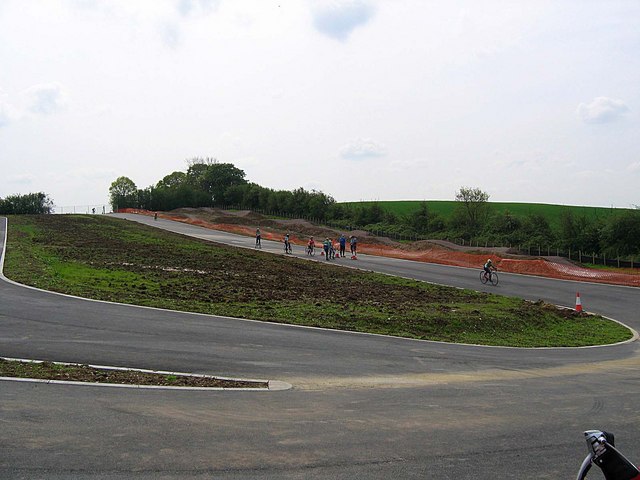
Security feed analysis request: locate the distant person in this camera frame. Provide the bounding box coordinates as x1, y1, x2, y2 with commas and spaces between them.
328, 239, 336, 259
154, 212, 158, 220
350, 235, 357, 257
339, 234, 346, 258
92, 207, 96, 214
284, 233, 291, 254
323, 238, 331, 260
255, 228, 261, 248
307, 236, 315, 255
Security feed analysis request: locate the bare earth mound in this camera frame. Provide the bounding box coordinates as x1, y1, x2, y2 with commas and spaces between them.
122, 208, 640, 287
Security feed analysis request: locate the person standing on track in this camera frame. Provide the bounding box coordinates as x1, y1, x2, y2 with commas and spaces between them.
284, 233, 291, 253
350, 235, 357, 257
323, 238, 331, 260
255, 228, 261, 248
339, 234, 346, 258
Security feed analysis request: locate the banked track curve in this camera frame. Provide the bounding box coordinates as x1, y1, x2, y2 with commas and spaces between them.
1, 214, 640, 479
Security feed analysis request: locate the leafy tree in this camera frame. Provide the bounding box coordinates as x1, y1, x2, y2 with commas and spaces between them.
223, 184, 247, 205
558, 210, 579, 250
408, 202, 432, 234
241, 183, 263, 209
204, 163, 247, 203
0, 192, 54, 214
454, 187, 490, 235
521, 213, 555, 247
309, 190, 335, 220
491, 210, 520, 234
186, 161, 211, 191
184, 159, 247, 204
156, 171, 187, 189
109, 176, 138, 210
602, 211, 640, 256
580, 220, 603, 255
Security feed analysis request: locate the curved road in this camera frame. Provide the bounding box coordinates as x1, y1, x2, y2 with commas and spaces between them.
1, 214, 640, 479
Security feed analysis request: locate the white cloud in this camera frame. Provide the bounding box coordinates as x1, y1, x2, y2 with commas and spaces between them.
0, 84, 67, 127
6, 173, 35, 185
384, 159, 430, 173
176, 0, 220, 17
311, 0, 375, 41
628, 161, 640, 173
577, 97, 630, 124
65, 167, 117, 181
0, 102, 10, 128
159, 22, 182, 48
339, 138, 386, 160
23, 83, 67, 115
0, 87, 14, 127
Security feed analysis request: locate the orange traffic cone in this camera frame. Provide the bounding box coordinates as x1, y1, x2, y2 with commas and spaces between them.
575, 292, 582, 312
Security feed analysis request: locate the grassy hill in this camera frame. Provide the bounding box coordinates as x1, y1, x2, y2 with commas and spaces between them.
340, 200, 625, 229
3, 214, 631, 347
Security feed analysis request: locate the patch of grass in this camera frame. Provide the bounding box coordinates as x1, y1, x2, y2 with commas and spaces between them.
0, 358, 267, 388
3, 214, 632, 347
579, 263, 640, 275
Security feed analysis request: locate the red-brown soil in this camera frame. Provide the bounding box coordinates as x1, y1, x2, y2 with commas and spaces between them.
120, 208, 640, 287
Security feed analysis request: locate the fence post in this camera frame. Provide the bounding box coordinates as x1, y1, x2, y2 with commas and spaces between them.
579, 250, 582, 263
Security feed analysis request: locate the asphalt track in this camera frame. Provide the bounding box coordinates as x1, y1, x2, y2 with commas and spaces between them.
2, 213, 640, 479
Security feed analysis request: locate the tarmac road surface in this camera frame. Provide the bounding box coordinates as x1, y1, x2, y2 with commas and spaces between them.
1, 214, 640, 479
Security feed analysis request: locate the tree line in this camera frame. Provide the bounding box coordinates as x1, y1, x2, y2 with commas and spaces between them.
109, 161, 640, 258
109, 158, 339, 220
0, 192, 54, 214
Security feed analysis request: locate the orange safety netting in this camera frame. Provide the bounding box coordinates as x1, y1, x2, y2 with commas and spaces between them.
118, 209, 640, 287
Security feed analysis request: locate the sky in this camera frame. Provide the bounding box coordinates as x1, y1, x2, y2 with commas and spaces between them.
0, 0, 639, 210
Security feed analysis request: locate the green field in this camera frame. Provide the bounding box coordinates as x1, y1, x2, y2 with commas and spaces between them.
341, 200, 625, 229
2, 214, 632, 347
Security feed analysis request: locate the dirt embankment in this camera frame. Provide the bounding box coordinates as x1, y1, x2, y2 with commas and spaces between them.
119, 208, 640, 287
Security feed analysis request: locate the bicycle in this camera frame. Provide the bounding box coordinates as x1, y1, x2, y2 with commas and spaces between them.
480, 269, 499, 286
577, 429, 640, 479
284, 241, 292, 254
306, 245, 315, 256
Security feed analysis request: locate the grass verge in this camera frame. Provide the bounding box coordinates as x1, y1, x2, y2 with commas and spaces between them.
2, 214, 633, 347
0, 358, 267, 388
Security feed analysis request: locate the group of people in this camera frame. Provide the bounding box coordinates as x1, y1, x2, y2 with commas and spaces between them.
254, 227, 357, 259
308, 234, 357, 260
256, 228, 496, 279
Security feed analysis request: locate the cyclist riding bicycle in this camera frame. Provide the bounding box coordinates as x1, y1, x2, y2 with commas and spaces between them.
307, 236, 315, 254
483, 258, 496, 280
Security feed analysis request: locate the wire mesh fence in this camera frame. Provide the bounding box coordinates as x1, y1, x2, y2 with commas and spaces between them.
53, 205, 112, 215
